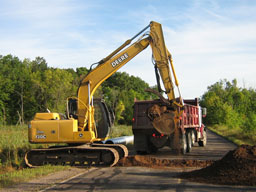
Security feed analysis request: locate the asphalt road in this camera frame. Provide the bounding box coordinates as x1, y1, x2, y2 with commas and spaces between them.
40, 167, 256, 192
147, 128, 238, 160
38, 129, 256, 192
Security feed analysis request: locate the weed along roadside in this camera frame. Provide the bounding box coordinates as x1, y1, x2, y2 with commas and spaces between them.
0, 124, 133, 188
0, 165, 69, 188
0, 125, 32, 170
0, 125, 66, 188
207, 125, 256, 146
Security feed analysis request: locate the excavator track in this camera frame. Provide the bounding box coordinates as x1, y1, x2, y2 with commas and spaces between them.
91, 143, 129, 159
25, 144, 127, 168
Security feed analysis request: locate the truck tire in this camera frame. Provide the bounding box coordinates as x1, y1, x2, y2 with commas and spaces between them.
180, 133, 187, 154
186, 131, 192, 153
190, 130, 196, 146
148, 140, 159, 154
134, 132, 148, 153
198, 129, 207, 147
133, 132, 158, 154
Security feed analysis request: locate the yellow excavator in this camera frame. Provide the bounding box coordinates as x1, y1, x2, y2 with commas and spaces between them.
25, 21, 183, 167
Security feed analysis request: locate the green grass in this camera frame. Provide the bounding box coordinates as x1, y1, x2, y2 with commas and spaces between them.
110, 124, 134, 150
0, 124, 133, 189
110, 124, 133, 138
0, 165, 68, 188
0, 125, 68, 189
0, 125, 47, 168
208, 124, 256, 146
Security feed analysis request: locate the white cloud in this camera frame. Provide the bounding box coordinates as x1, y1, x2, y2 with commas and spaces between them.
117, 1, 256, 98
162, 20, 256, 97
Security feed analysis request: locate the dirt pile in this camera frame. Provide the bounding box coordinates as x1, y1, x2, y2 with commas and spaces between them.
180, 144, 256, 186
117, 155, 213, 168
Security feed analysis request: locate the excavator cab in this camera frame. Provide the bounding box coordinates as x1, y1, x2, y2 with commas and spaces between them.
93, 98, 113, 138
67, 98, 78, 119
67, 98, 113, 138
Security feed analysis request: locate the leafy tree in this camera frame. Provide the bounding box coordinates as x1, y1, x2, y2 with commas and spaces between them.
76, 67, 89, 80
201, 79, 256, 133
31, 68, 75, 113
31, 57, 48, 72
0, 55, 31, 124
0, 55, 15, 124
0, 54, 156, 125
101, 72, 156, 124
115, 100, 125, 123
243, 112, 256, 133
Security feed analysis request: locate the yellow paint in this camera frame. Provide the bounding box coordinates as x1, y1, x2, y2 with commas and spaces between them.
33, 113, 60, 120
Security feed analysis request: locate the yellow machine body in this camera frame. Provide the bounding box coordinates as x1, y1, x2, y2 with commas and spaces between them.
29, 113, 96, 143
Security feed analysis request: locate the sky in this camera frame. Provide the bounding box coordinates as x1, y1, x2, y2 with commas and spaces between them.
0, 0, 255, 98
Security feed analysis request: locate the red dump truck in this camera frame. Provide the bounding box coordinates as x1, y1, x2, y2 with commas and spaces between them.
132, 98, 207, 154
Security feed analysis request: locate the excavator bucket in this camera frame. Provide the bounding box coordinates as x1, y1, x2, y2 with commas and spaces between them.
147, 104, 176, 135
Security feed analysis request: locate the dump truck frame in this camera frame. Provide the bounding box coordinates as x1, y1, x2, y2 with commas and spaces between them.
132, 98, 207, 154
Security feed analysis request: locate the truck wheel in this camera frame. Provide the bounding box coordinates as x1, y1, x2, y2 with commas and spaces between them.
190, 130, 196, 146
133, 132, 148, 154
198, 129, 207, 147
148, 142, 158, 154
180, 133, 187, 154
186, 131, 192, 153
136, 151, 147, 155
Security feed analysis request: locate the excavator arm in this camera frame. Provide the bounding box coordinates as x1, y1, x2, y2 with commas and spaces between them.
77, 21, 183, 135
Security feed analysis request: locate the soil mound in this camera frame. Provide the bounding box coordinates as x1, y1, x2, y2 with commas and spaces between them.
117, 155, 213, 168
180, 144, 256, 186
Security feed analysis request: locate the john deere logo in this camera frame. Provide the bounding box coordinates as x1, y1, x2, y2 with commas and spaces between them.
111, 53, 129, 67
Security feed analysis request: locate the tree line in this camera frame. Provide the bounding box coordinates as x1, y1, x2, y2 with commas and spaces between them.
200, 79, 256, 134
0, 54, 155, 125
2, 54, 255, 132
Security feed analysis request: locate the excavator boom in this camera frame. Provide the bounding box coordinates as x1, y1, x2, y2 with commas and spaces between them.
77, 21, 183, 135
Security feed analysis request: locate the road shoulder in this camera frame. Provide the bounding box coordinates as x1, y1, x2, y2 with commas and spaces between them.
0, 167, 89, 192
